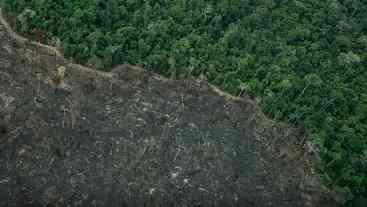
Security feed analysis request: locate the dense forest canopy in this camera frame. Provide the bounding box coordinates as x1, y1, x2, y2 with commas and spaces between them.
2, 0, 366, 205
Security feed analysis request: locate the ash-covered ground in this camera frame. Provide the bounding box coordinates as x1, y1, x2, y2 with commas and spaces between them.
0, 19, 338, 207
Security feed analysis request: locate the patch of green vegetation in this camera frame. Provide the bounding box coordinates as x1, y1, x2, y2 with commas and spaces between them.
3, 0, 366, 204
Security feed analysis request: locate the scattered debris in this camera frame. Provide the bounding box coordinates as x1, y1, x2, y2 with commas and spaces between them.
0, 13, 340, 207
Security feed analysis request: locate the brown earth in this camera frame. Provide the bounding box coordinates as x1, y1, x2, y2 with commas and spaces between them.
0, 10, 340, 207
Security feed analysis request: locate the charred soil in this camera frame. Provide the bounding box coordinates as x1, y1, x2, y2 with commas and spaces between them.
0, 17, 339, 207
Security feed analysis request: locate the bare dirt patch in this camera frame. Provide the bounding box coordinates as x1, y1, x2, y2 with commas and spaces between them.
0, 15, 339, 207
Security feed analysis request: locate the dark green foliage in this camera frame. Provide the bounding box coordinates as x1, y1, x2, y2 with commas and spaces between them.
3, 0, 366, 204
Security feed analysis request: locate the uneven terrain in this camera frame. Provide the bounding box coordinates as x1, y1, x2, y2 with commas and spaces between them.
0, 15, 339, 207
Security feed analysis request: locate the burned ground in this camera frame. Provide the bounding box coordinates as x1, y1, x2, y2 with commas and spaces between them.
0, 19, 339, 207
